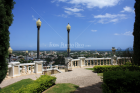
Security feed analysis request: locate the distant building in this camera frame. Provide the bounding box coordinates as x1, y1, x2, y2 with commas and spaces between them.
44, 51, 46, 55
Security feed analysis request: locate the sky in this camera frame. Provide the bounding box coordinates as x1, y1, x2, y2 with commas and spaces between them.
9, 0, 135, 51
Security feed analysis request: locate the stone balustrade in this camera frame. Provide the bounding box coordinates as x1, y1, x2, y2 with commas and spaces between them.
4, 57, 132, 80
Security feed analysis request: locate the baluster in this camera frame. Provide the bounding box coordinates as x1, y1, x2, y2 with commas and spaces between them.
97, 60, 98, 65
100, 59, 101, 65
103, 59, 104, 65
75, 61, 76, 67
87, 60, 88, 66
109, 59, 111, 65
31, 65, 34, 74
26, 66, 29, 74
22, 66, 26, 75
6, 69, 10, 78
90, 60, 91, 66
106, 59, 107, 65
94, 60, 95, 65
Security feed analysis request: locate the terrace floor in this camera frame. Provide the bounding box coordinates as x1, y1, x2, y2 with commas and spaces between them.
0, 67, 103, 93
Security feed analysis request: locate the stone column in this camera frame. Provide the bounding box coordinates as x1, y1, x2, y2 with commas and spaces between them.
97, 60, 98, 65
75, 61, 76, 67
94, 60, 95, 65
55, 65, 58, 69
109, 59, 111, 65
103, 59, 104, 65
100, 60, 101, 65
106, 59, 107, 65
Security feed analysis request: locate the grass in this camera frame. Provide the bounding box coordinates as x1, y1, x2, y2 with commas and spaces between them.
0, 79, 34, 93
43, 83, 79, 93
0, 68, 102, 93
85, 68, 103, 77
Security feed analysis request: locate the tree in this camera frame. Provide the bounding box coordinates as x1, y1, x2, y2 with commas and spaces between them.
0, 0, 16, 84
133, 0, 140, 66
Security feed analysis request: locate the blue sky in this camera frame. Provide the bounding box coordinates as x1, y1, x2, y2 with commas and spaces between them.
9, 0, 135, 51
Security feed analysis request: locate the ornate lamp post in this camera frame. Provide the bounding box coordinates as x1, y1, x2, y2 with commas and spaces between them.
26, 50, 28, 63
8, 47, 13, 63
36, 18, 42, 61
66, 23, 71, 57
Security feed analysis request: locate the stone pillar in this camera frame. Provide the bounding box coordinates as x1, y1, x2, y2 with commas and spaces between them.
87, 60, 88, 66
78, 57, 85, 68
94, 60, 95, 65
97, 60, 98, 65
100, 59, 101, 65
34, 61, 43, 74
106, 59, 107, 65
109, 59, 111, 65
75, 61, 76, 67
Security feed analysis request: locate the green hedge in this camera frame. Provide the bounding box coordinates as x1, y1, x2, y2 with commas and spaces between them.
94, 64, 140, 73
11, 74, 56, 93
102, 70, 140, 93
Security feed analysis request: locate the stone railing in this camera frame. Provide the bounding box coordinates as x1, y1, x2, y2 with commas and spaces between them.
66, 57, 132, 68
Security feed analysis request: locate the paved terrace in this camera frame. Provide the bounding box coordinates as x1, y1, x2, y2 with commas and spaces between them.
0, 67, 103, 93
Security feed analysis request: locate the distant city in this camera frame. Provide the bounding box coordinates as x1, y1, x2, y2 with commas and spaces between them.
8, 48, 133, 66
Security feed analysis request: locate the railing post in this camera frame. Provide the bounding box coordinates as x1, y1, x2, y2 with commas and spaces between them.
100, 59, 101, 65
94, 60, 95, 65
109, 59, 111, 65
75, 61, 76, 67
103, 59, 104, 65
26, 65, 30, 74
22, 66, 26, 75
31, 65, 34, 74
34, 61, 43, 74
106, 59, 107, 65
97, 60, 98, 65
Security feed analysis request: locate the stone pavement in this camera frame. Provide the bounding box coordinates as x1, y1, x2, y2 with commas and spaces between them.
0, 67, 103, 93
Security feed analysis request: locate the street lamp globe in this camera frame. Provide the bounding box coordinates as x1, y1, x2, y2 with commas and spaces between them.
8, 47, 13, 54
66, 23, 71, 31
26, 50, 28, 54
36, 18, 42, 27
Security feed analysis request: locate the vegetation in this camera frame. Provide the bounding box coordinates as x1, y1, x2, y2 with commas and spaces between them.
44, 83, 79, 93
0, 0, 16, 84
133, 0, 140, 66
0, 79, 34, 93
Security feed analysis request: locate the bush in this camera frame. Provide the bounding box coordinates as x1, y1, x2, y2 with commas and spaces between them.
124, 62, 132, 66
102, 70, 140, 93
12, 74, 56, 93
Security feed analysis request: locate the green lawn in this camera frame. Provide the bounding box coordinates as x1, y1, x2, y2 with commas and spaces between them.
0, 79, 34, 93
0, 79, 79, 93
85, 68, 103, 77
43, 83, 79, 93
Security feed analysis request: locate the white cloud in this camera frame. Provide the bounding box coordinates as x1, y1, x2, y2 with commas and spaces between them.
63, 0, 120, 9
110, 19, 118, 22
59, 0, 67, 2
123, 31, 133, 36
51, 0, 56, 3
56, 4, 59, 6
91, 30, 97, 32
57, 14, 68, 18
121, 6, 134, 13
93, 13, 126, 24
74, 13, 84, 17
114, 31, 133, 36
94, 13, 126, 18
32, 15, 37, 21
64, 11, 72, 15
64, 8, 84, 12
114, 33, 119, 35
